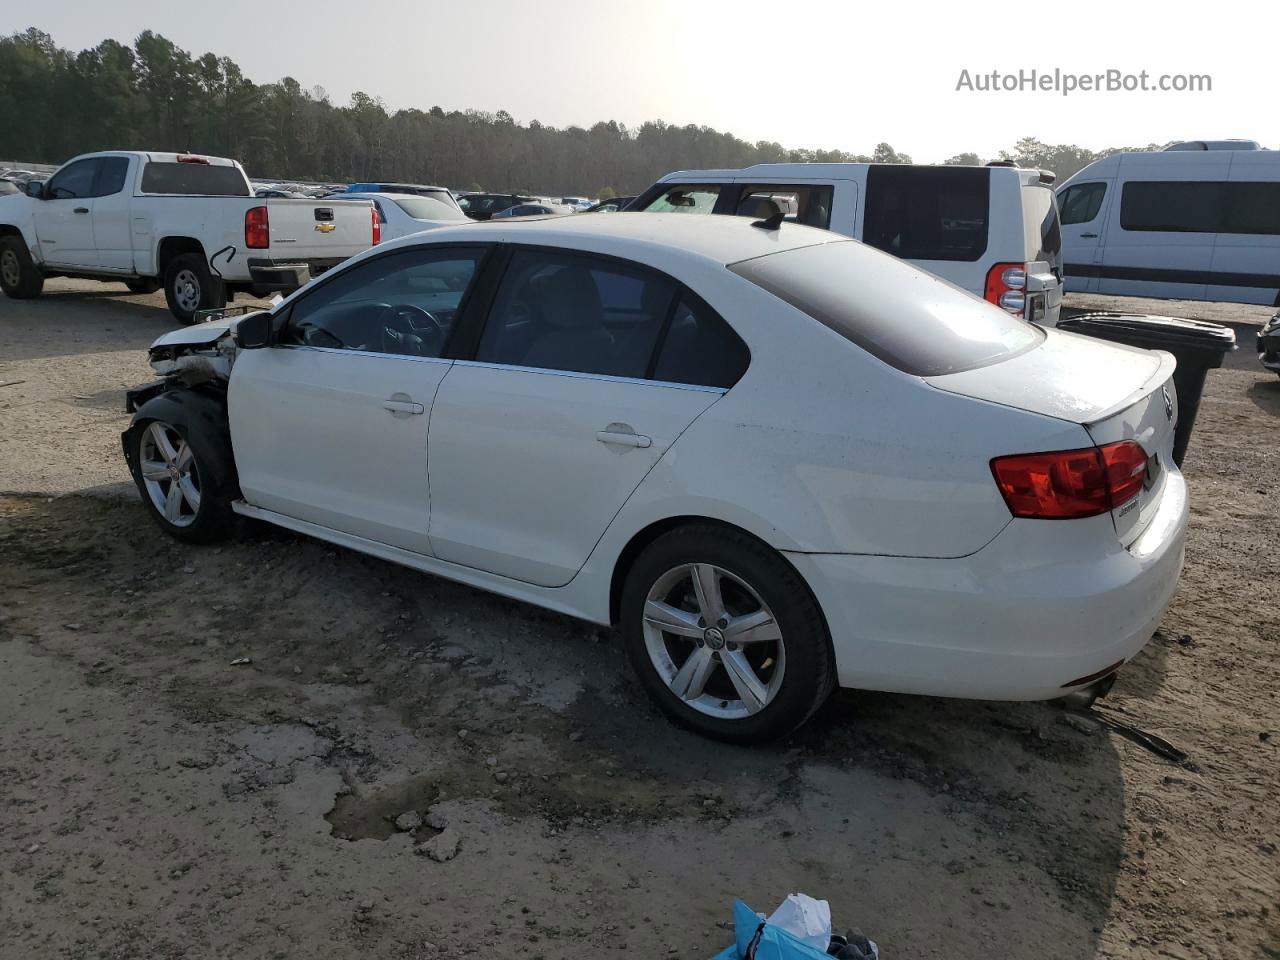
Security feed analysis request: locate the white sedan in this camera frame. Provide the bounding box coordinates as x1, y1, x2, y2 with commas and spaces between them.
121, 214, 1188, 742
344, 191, 471, 242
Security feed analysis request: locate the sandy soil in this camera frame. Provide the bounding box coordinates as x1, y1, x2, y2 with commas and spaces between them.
1, 279, 1277, 959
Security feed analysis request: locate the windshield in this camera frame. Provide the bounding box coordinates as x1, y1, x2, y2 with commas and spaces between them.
637, 185, 720, 214
393, 195, 468, 221
729, 241, 1043, 376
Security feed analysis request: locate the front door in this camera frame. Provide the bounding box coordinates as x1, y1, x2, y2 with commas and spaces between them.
426, 248, 729, 587
34, 157, 101, 268
228, 245, 489, 554
1057, 180, 1110, 294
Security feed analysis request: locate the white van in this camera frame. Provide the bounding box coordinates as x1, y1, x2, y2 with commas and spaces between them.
1056, 143, 1280, 306
630, 162, 1064, 325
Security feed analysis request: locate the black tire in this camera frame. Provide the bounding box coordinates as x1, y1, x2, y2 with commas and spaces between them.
126, 402, 239, 544
0, 235, 44, 299
124, 277, 160, 294
620, 524, 836, 744
163, 252, 225, 324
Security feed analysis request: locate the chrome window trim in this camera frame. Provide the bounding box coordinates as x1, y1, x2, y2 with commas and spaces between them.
451, 358, 727, 394
277, 343, 454, 366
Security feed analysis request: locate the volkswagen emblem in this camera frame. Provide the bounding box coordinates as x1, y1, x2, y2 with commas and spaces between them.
1161, 385, 1174, 421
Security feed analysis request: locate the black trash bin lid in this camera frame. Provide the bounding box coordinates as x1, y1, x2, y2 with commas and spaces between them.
1058, 312, 1237, 356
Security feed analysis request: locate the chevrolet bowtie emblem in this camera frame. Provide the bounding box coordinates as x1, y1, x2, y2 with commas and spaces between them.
314, 223, 336, 233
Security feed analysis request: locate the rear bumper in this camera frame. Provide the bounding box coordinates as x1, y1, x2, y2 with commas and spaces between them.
244, 257, 346, 294
786, 470, 1188, 700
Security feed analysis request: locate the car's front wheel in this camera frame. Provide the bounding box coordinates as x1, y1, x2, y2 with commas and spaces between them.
621, 524, 835, 743
0, 235, 44, 299
129, 417, 237, 543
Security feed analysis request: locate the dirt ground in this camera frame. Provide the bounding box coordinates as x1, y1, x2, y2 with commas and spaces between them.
1, 279, 1277, 960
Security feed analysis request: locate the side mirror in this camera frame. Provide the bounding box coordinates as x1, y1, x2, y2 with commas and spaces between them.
25, 180, 46, 200
234, 311, 273, 349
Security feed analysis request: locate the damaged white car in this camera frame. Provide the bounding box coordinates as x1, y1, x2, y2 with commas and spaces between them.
122, 214, 1188, 742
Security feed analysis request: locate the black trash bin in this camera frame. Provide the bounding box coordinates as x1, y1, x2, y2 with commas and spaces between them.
1056, 313, 1236, 466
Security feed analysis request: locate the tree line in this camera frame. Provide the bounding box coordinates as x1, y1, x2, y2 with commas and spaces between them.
1, 28, 1163, 195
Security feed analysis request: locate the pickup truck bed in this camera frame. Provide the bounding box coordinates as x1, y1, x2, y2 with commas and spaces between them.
0, 150, 377, 322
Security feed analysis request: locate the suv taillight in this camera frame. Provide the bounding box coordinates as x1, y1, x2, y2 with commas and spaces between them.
991, 441, 1148, 519
372, 206, 381, 245
245, 205, 269, 249
985, 261, 1027, 316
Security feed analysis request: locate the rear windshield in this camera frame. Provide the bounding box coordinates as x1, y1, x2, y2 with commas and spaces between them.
728, 240, 1042, 376
862, 166, 990, 262
392, 195, 468, 220
140, 162, 249, 196
1022, 184, 1061, 268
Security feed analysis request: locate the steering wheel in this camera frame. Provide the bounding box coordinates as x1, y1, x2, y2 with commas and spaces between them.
380, 304, 445, 356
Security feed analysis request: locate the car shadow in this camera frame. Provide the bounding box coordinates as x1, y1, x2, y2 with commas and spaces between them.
1247, 377, 1280, 416
0, 491, 1133, 960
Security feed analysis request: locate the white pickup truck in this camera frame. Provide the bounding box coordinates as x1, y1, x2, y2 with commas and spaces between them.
0, 150, 379, 322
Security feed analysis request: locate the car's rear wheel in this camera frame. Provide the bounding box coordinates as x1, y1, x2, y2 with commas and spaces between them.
130, 417, 236, 543
0, 236, 44, 299
163, 253, 225, 324
125, 277, 160, 294
621, 524, 835, 743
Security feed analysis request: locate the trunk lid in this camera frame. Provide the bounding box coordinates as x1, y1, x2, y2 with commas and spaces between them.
927, 328, 1178, 545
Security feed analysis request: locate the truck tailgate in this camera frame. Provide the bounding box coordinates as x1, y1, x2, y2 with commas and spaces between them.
264, 199, 375, 261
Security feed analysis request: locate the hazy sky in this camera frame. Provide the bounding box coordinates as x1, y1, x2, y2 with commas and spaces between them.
19, 0, 1274, 160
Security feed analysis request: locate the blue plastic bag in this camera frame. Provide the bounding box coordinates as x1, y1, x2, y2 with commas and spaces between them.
708, 900, 833, 960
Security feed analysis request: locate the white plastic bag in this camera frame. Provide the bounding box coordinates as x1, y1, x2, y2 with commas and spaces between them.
766, 893, 832, 951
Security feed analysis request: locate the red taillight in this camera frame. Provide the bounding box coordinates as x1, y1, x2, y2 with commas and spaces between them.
984, 261, 1027, 316
371, 206, 381, 245
245, 205, 269, 249
991, 440, 1147, 520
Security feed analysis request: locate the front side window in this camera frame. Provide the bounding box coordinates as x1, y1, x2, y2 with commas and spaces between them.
863, 165, 990, 262
636, 185, 721, 214
283, 247, 485, 357
733, 185, 834, 229
1058, 182, 1106, 225
476, 250, 677, 378
93, 157, 130, 197
47, 159, 101, 200
729, 240, 1042, 376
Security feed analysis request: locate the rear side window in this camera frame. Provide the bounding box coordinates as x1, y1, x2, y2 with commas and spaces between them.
637, 185, 721, 214
140, 162, 250, 196
863, 166, 990, 262
652, 295, 749, 389
729, 240, 1042, 377
1022, 185, 1061, 267
1120, 181, 1221, 232
1222, 182, 1280, 235
1058, 182, 1106, 224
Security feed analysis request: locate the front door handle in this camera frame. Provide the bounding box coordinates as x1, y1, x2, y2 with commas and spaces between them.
383, 395, 424, 417
1080, 232, 1098, 238
74, 207, 89, 215
596, 429, 652, 449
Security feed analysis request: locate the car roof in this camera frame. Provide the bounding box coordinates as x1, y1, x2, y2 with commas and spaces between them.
373, 210, 839, 266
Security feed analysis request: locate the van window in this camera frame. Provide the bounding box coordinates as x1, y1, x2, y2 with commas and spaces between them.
1223, 182, 1280, 235
733, 185, 834, 229
1120, 182, 1222, 232
140, 162, 250, 197
636, 185, 721, 214
1022, 185, 1061, 268
729, 240, 1041, 377
862, 166, 990, 262
1058, 182, 1106, 225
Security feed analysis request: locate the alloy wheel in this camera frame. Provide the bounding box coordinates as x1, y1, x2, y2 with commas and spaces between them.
641, 563, 786, 719
139, 422, 202, 527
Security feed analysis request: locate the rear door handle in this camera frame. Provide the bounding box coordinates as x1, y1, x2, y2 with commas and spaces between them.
383, 398, 424, 416
74, 207, 89, 214
596, 429, 652, 448
1080, 232, 1098, 238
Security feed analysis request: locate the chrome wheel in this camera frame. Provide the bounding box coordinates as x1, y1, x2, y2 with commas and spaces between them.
139, 422, 201, 528
642, 563, 786, 719
0, 249, 20, 288
173, 268, 202, 313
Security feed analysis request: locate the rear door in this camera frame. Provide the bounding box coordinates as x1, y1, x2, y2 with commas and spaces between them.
34, 157, 101, 267
1057, 180, 1110, 293
426, 248, 734, 587
1205, 154, 1280, 305
1020, 183, 1063, 325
